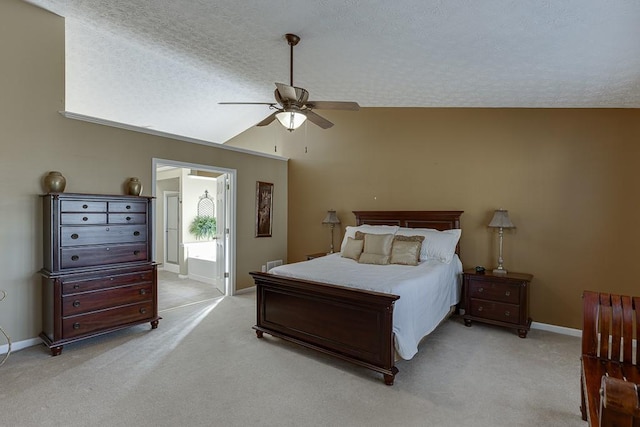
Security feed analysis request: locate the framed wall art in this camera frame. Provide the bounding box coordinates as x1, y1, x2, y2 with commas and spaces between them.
255, 181, 273, 237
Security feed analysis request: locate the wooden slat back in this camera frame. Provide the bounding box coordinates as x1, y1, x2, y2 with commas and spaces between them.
635, 297, 640, 366
583, 291, 600, 357
583, 291, 638, 364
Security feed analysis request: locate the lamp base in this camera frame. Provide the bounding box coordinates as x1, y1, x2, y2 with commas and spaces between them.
493, 268, 507, 274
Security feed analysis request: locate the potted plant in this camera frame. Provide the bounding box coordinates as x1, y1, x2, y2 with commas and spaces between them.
188, 215, 217, 240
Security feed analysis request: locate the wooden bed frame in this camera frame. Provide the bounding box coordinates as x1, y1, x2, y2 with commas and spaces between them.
250, 210, 463, 385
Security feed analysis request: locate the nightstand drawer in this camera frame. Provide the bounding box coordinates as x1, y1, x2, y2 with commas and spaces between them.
468, 278, 520, 304
469, 299, 520, 323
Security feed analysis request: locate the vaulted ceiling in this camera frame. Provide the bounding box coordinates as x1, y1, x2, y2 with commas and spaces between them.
26, 0, 640, 144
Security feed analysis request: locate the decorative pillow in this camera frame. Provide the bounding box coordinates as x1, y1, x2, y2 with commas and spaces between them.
340, 225, 399, 253
358, 233, 394, 265
341, 237, 364, 261
390, 235, 425, 266
358, 253, 390, 265
396, 228, 461, 263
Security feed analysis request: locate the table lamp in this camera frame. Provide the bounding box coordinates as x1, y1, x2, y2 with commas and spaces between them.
488, 209, 516, 274
322, 210, 341, 253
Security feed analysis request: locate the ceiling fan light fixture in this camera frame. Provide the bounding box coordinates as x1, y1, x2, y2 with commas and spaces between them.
275, 110, 307, 131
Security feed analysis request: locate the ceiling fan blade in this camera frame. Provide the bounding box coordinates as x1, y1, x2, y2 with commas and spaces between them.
218, 102, 276, 106
305, 110, 334, 129
305, 101, 360, 111
256, 112, 278, 127
275, 83, 309, 104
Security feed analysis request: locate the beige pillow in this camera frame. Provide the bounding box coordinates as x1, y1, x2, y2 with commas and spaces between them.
358, 233, 394, 265
341, 237, 364, 261
390, 240, 423, 266
358, 253, 391, 265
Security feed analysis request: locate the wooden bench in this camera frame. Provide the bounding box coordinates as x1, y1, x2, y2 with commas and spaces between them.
581, 291, 640, 427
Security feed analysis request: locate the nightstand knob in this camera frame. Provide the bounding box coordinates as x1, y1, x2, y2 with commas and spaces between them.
478, 306, 483, 312
505, 311, 510, 317
478, 287, 484, 293
505, 291, 511, 297
72, 300, 80, 308
73, 322, 80, 330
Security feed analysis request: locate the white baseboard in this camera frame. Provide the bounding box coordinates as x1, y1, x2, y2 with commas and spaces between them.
531, 321, 582, 337
0, 337, 41, 355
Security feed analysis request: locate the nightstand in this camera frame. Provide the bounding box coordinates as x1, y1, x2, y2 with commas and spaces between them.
462, 269, 533, 338
306, 252, 328, 260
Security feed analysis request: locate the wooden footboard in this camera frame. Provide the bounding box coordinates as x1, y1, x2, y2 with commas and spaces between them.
250, 271, 400, 385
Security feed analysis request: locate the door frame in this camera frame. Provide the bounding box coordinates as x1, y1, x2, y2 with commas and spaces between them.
163, 190, 180, 274
152, 158, 237, 296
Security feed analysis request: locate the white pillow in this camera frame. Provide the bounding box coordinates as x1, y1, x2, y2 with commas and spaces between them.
396, 227, 461, 263
340, 225, 399, 253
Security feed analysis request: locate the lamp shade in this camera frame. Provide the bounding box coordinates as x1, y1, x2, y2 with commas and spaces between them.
276, 110, 307, 131
322, 210, 341, 225
488, 209, 515, 229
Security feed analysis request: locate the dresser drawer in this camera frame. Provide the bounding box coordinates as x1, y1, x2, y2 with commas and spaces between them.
60, 225, 147, 246
62, 283, 153, 316
469, 299, 520, 324
60, 243, 148, 269
62, 301, 154, 339
108, 213, 146, 224
108, 201, 147, 213
468, 278, 520, 304
61, 213, 107, 225
62, 269, 154, 294
61, 200, 107, 212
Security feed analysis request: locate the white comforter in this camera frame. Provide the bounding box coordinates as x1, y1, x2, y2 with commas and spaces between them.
269, 253, 463, 360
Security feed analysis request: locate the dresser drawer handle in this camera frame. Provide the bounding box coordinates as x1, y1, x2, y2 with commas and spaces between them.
505, 311, 510, 317
139, 307, 147, 314
105, 247, 110, 251
73, 284, 80, 289
71, 233, 79, 239
126, 205, 132, 210
477, 306, 483, 312
505, 291, 511, 297
82, 216, 88, 222
72, 300, 80, 308
71, 255, 79, 261
73, 322, 80, 330
82, 204, 88, 209
133, 231, 140, 236
126, 216, 132, 221
134, 250, 140, 255
477, 287, 483, 293
140, 289, 147, 295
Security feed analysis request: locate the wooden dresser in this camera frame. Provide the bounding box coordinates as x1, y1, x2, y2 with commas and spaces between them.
40, 193, 160, 355
462, 269, 533, 338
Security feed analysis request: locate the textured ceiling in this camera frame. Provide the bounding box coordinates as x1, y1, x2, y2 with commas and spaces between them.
25, 0, 640, 144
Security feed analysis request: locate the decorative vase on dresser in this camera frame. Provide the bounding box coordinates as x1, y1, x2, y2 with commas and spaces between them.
39, 193, 160, 356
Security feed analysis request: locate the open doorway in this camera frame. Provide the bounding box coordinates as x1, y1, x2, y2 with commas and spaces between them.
152, 158, 236, 311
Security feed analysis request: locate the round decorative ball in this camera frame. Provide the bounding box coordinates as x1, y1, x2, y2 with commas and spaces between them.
43, 171, 66, 193
127, 177, 143, 196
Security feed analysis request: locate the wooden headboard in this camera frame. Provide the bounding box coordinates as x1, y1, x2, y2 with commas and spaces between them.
353, 210, 463, 255
353, 211, 463, 230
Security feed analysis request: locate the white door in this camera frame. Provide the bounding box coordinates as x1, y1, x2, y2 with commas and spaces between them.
165, 192, 180, 273
215, 174, 227, 295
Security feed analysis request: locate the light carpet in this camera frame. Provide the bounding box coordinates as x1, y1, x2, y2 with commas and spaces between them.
0, 291, 583, 426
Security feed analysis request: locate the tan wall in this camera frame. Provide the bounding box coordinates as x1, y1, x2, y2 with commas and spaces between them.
229, 108, 640, 329
0, 0, 287, 344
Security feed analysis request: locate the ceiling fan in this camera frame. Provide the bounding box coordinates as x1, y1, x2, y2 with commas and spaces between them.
219, 33, 359, 131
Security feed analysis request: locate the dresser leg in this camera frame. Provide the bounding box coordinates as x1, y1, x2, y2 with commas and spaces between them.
518, 329, 528, 338
50, 345, 63, 356
464, 319, 472, 327
256, 330, 264, 338
151, 320, 159, 329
